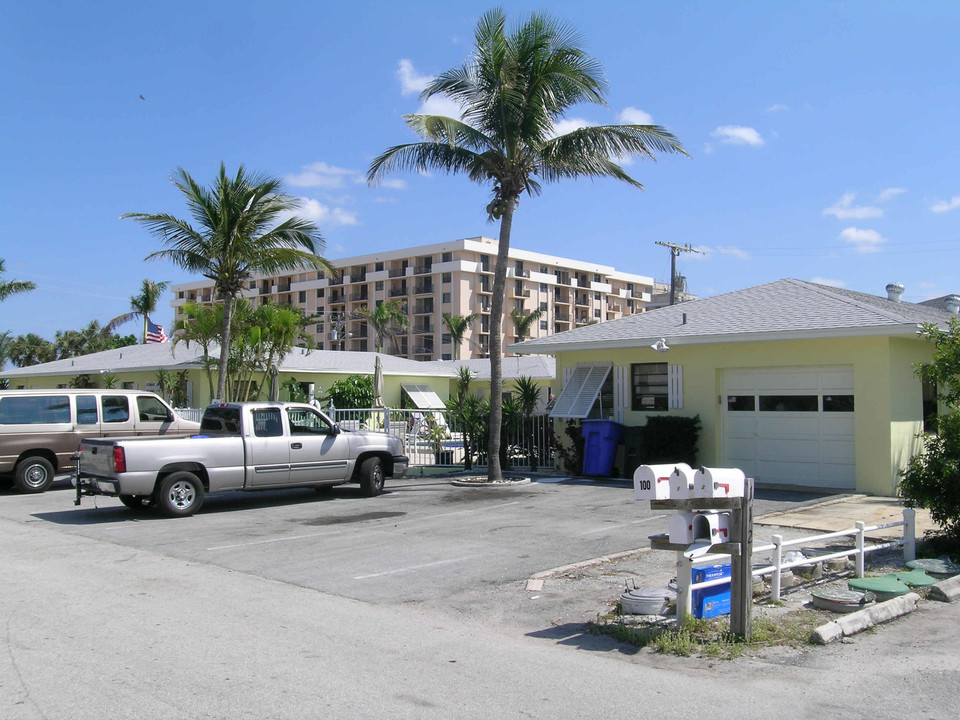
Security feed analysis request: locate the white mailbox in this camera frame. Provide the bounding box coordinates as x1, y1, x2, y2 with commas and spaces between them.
634, 462, 692, 500
670, 465, 697, 499
694, 467, 745, 499
684, 511, 732, 559
668, 512, 697, 544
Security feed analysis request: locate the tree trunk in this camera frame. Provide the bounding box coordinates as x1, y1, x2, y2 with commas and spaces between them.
216, 294, 233, 402
486, 201, 515, 482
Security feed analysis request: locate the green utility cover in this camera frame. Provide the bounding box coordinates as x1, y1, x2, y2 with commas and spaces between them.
848, 575, 911, 599
893, 569, 937, 587
906, 557, 960, 577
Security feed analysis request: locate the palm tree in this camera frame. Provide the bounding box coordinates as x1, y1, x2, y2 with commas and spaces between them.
510, 308, 543, 343
368, 9, 686, 481
124, 163, 333, 401
173, 300, 223, 401
442, 313, 478, 360
106, 279, 170, 343
0, 259, 35, 302
6, 333, 55, 367
513, 375, 543, 471
355, 299, 409, 353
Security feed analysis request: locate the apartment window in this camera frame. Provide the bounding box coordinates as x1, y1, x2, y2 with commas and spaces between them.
594, 292, 601, 301
539, 320, 548, 330
298, 291, 306, 303
442, 353, 452, 360
178, 291, 184, 299
631, 362, 668, 411
375, 261, 384, 271
442, 272, 452, 283
540, 266, 548, 273
442, 252, 452, 262
442, 292, 451, 303
594, 309, 601, 318
540, 283, 547, 292
514, 299, 525, 311
594, 274, 601, 283
442, 334, 452, 344
539, 301, 548, 312
316, 289, 325, 298
375, 281, 384, 291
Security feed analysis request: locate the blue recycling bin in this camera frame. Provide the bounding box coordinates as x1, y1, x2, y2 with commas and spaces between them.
692, 562, 731, 619
580, 419, 625, 476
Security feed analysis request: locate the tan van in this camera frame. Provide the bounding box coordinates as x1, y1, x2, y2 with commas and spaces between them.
0, 389, 201, 493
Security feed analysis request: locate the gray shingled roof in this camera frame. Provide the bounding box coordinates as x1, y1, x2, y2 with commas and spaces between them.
1, 343, 457, 379
434, 355, 556, 381
512, 278, 959, 354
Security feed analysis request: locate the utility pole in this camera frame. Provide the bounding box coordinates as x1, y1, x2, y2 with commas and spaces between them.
655, 241, 701, 305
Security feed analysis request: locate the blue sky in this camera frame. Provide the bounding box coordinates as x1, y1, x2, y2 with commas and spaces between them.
2, 1, 958, 342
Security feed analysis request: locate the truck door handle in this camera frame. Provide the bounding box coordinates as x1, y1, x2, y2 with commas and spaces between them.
291, 443, 303, 450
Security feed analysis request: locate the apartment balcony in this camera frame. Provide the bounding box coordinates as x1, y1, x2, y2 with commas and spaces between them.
554, 290, 570, 304
278, 281, 292, 293
511, 286, 531, 298
350, 291, 369, 302
575, 315, 591, 326
388, 268, 406, 278
514, 269, 530, 278
389, 287, 408, 298
413, 265, 432, 275
554, 310, 570, 322
413, 302, 433, 315
575, 295, 589, 306
328, 293, 345, 305
328, 275, 343, 286
412, 324, 434, 335
477, 283, 492, 295
414, 282, 433, 295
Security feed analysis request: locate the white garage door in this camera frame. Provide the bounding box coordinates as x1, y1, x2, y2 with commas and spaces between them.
722, 367, 855, 489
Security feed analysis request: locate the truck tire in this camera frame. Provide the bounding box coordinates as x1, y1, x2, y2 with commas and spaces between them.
155, 471, 204, 517
14, 456, 55, 493
359, 457, 384, 497
119, 494, 153, 510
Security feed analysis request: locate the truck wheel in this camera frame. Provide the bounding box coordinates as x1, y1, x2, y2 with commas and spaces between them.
155, 472, 204, 517
119, 494, 153, 510
359, 457, 384, 497
14, 456, 55, 493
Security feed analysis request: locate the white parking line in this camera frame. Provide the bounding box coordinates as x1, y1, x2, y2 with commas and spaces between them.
578, 514, 668, 536
205, 500, 522, 551
353, 555, 477, 580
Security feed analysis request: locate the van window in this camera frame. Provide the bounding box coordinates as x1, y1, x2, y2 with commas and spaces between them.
102, 396, 131, 423
77, 395, 99, 425
0, 396, 71, 424
136, 396, 171, 423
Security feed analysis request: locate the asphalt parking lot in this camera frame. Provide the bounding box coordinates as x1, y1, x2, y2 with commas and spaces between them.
3, 474, 833, 628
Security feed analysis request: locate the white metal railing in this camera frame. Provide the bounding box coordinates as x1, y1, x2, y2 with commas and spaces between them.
674, 508, 917, 619
176, 407, 204, 423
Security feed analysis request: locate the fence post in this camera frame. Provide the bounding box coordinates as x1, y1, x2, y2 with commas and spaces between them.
902, 508, 916, 563
771, 534, 783, 602
676, 552, 692, 622
855, 521, 866, 578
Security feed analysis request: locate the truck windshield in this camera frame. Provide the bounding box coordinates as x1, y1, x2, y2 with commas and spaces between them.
200, 407, 242, 435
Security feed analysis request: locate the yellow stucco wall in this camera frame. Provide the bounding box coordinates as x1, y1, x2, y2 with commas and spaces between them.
552, 333, 933, 495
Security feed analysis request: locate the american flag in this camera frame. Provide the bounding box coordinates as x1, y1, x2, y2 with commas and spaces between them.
146, 317, 169, 344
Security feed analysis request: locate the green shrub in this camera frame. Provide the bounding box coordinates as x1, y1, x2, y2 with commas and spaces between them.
900, 411, 960, 545
642, 415, 701, 465
323, 375, 374, 409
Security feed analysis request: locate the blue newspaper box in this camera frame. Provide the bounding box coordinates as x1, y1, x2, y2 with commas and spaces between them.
692, 562, 731, 619
580, 420, 625, 476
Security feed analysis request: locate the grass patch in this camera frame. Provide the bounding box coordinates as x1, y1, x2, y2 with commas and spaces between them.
591, 609, 829, 659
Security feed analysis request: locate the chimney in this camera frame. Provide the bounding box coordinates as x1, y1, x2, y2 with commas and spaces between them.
945, 295, 960, 315
885, 282, 904, 302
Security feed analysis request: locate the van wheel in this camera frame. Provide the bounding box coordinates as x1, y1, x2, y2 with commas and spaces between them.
155, 472, 204, 517
119, 494, 153, 510
359, 457, 384, 497
14, 456, 55, 493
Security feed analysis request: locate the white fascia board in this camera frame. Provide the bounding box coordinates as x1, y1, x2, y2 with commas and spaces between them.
511, 324, 925, 355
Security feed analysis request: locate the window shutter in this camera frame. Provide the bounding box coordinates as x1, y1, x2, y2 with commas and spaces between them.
550, 362, 613, 419
668, 365, 683, 409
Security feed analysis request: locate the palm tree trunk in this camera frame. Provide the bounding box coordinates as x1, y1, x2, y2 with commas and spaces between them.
217, 294, 233, 401
486, 201, 515, 482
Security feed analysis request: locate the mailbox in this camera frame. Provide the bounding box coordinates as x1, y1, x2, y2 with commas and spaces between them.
684, 511, 731, 559
668, 512, 697, 544
670, 465, 697, 499
634, 462, 692, 500
694, 467, 745, 499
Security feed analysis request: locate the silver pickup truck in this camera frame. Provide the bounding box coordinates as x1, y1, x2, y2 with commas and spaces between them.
74, 402, 408, 517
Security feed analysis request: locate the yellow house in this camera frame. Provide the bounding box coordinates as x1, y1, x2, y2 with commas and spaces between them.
0, 343, 458, 411
513, 279, 959, 496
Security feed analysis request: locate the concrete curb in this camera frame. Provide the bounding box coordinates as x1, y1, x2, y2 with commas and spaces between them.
810, 592, 921, 645
927, 575, 960, 603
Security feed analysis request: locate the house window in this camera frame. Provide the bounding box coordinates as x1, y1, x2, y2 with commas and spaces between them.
631, 363, 668, 411
726, 396, 755, 412
823, 395, 855, 412
758, 395, 818, 412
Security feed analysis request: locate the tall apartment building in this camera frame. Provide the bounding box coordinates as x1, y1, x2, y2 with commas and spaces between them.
170, 236, 654, 361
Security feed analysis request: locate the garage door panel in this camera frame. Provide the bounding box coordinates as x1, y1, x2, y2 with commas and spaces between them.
722, 366, 855, 490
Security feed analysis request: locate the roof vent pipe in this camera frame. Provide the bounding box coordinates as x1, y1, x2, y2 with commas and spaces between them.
945, 295, 960, 315
886, 282, 905, 302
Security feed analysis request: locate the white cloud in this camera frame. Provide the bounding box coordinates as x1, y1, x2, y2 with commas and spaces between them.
397, 59, 432, 96
288, 197, 359, 227
823, 192, 883, 220
840, 227, 886, 253
550, 117, 595, 138
710, 126, 764, 147
691, 245, 750, 260
766, 103, 789, 113
810, 277, 847, 288
931, 195, 960, 213
618, 107, 654, 125
286, 162, 357, 189
417, 94, 464, 120
878, 187, 907, 202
